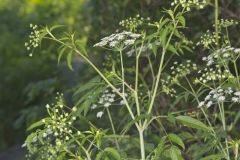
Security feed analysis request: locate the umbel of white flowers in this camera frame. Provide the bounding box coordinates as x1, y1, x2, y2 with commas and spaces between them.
94, 31, 141, 50
198, 87, 240, 108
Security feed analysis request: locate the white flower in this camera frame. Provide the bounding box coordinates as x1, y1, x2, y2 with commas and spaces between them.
96, 111, 104, 118
120, 100, 125, 105
204, 95, 211, 101
104, 102, 111, 107
124, 39, 135, 45
234, 92, 240, 96
198, 101, 205, 107
72, 107, 77, 112
46, 104, 50, 109
65, 136, 69, 140
232, 97, 239, 103
94, 31, 141, 49
223, 53, 229, 58
234, 48, 240, 53
109, 41, 118, 47
206, 101, 213, 108
91, 104, 97, 109
218, 96, 226, 102
21, 143, 26, 148
109, 98, 114, 102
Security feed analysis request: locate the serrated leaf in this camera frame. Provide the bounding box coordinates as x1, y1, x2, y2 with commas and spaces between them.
73, 76, 102, 96
168, 133, 185, 149
176, 116, 210, 132
155, 136, 167, 158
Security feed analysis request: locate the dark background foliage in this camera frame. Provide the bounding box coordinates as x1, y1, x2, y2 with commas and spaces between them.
0, 0, 239, 158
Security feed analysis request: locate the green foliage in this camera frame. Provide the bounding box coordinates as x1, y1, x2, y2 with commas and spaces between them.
22, 1, 240, 159
1, 0, 240, 160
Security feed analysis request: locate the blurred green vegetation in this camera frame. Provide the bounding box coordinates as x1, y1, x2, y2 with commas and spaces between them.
1, 0, 240, 153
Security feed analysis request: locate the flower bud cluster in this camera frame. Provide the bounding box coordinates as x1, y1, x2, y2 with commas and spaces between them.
196, 30, 217, 48
195, 68, 233, 84
119, 14, 150, 32
25, 24, 41, 56
171, 0, 207, 11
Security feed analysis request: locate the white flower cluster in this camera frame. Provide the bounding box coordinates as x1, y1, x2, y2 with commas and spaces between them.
196, 30, 217, 48
202, 46, 240, 66
195, 68, 233, 84
219, 19, 239, 28
171, 0, 207, 11
198, 87, 240, 108
25, 24, 41, 57
92, 88, 127, 118
94, 31, 141, 50
169, 60, 197, 82
126, 42, 157, 57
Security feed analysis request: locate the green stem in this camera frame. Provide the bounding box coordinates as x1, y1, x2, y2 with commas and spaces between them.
106, 108, 120, 150
233, 61, 240, 86
147, 22, 178, 115
139, 129, 145, 160
135, 43, 144, 118
214, 0, 219, 48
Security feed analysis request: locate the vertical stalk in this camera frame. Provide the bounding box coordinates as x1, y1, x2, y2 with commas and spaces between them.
214, 0, 219, 48
139, 129, 145, 160
106, 108, 120, 150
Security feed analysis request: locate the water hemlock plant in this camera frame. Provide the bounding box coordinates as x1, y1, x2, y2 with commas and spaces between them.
23, 0, 240, 159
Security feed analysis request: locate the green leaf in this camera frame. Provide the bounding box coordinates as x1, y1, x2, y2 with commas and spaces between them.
169, 146, 183, 160
58, 46, 67, 64
27, 118, 51, 131
67, 51, 73, 70
50, 25, 64, 31
177, 16, 186, 27
200, 154, 224, 160
158, 18, 170, 30
154, 136, 167, 158
176, 116, 210, 132
95, 152, 103, 160
168, 133, 185, 149
160, 28, 168, 47
167, 44, 178, 55
26, 132, 38, 153
75, 39, 88, 57
73, 76, 102, 96
152, 43, 157, 57
104, 147, 121, 160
